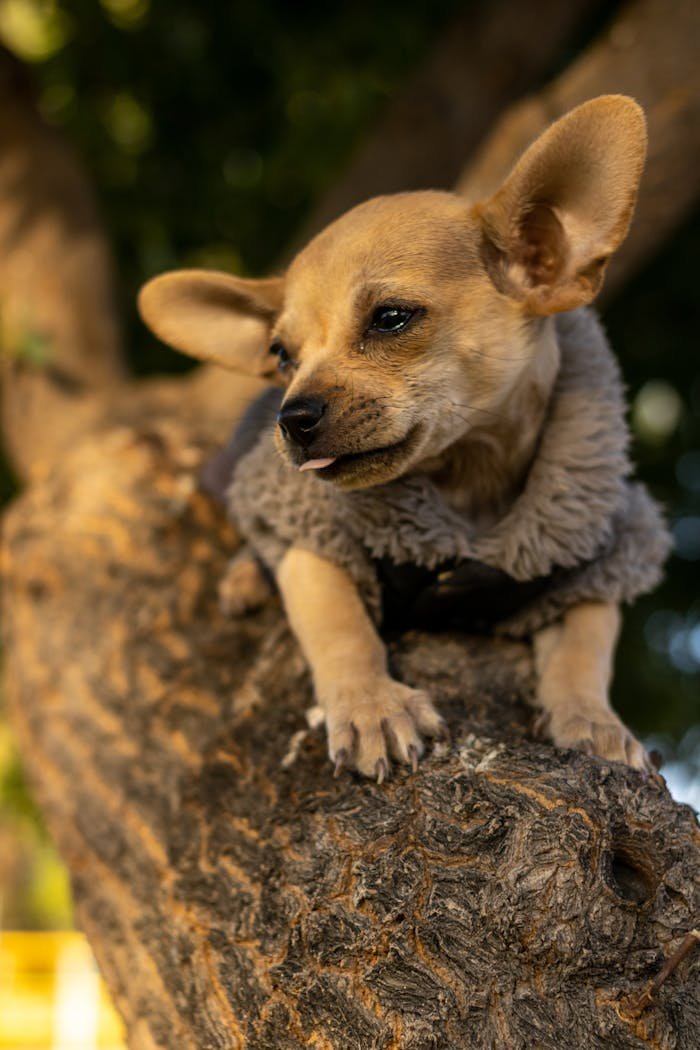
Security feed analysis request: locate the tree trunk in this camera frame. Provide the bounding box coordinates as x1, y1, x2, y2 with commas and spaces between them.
1, 12, 699, 1050
2, 405, 699, 1049
0, 45, 126, 478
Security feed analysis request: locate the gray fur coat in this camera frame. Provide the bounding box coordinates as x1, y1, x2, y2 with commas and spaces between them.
226, 309, 671, 638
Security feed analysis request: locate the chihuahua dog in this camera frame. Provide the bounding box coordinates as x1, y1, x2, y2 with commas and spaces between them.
139, 96, 669, 781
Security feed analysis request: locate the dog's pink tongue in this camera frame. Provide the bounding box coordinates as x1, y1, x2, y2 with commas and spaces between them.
299, 457, 337, 472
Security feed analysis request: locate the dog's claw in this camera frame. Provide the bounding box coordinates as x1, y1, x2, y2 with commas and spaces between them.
333, 749, 349, 778
532, 710, 550, 738
407, 744, 419, 774
375, 758, 388, 785
649, 749, 663, 771
435, 719, 451, 742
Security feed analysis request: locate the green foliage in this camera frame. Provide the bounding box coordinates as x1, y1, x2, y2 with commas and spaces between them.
604, 210, 700, 746
0, 721, 38, 824
12, 329, 53, 367
0, 720, 73, 927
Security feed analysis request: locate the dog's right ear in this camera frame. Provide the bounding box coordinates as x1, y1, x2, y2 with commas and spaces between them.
138, 270, 285, 375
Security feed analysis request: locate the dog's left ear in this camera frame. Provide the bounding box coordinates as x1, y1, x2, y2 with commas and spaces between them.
476, 95, 646, 314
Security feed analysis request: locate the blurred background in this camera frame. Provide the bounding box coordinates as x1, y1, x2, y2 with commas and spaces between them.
0, 1, 697, 1046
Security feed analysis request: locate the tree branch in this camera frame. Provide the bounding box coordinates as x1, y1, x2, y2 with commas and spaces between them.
2, 406, 698, 1049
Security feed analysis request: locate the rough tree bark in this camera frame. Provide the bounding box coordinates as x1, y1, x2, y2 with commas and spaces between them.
1, 11, 699, 1050
3, 410, 700, 1050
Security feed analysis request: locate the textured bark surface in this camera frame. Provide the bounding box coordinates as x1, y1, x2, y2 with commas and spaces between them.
2, 403, 699, 1050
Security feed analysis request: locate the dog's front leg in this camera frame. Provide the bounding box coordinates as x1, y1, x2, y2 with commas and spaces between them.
533, 600, 651, 770
277, 547, 445, 780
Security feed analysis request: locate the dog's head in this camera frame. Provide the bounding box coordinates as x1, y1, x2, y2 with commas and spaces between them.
139, 96, 646, 489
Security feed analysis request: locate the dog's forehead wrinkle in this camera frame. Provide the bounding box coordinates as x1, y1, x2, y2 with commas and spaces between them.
356, 280, 430, 307
348, 234, 477, 291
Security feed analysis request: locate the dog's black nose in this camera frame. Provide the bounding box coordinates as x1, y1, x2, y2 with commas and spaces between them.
277, 396, 326, 448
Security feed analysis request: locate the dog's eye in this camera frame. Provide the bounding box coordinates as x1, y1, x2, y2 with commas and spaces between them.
269, 341, 293, 371
367, 305, 417, 334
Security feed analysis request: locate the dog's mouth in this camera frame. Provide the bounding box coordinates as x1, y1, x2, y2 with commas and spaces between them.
297, 424, 422, 487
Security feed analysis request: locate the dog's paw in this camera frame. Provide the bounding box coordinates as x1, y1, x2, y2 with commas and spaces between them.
218, 554, 272, 616
321, 674, 446, 781
544, 706, 651, 771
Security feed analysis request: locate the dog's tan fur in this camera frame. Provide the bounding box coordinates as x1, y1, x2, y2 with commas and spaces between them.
139, 96, 652, 779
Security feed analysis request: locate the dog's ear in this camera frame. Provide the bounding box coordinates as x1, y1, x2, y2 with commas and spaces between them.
476, 95, 646, 314
138, 270, 285, 375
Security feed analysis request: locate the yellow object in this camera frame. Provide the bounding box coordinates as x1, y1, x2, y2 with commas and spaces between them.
0, 931, 126, 1049
0, 0, 70, 62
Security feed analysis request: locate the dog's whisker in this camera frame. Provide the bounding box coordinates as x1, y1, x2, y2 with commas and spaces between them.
446, 407, 471, 428
446, 401, 509, 425
447, 399, 505, 416
468, 346, 532, 364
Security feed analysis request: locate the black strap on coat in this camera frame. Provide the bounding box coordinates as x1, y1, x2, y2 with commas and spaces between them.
377, 556, 565, 634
